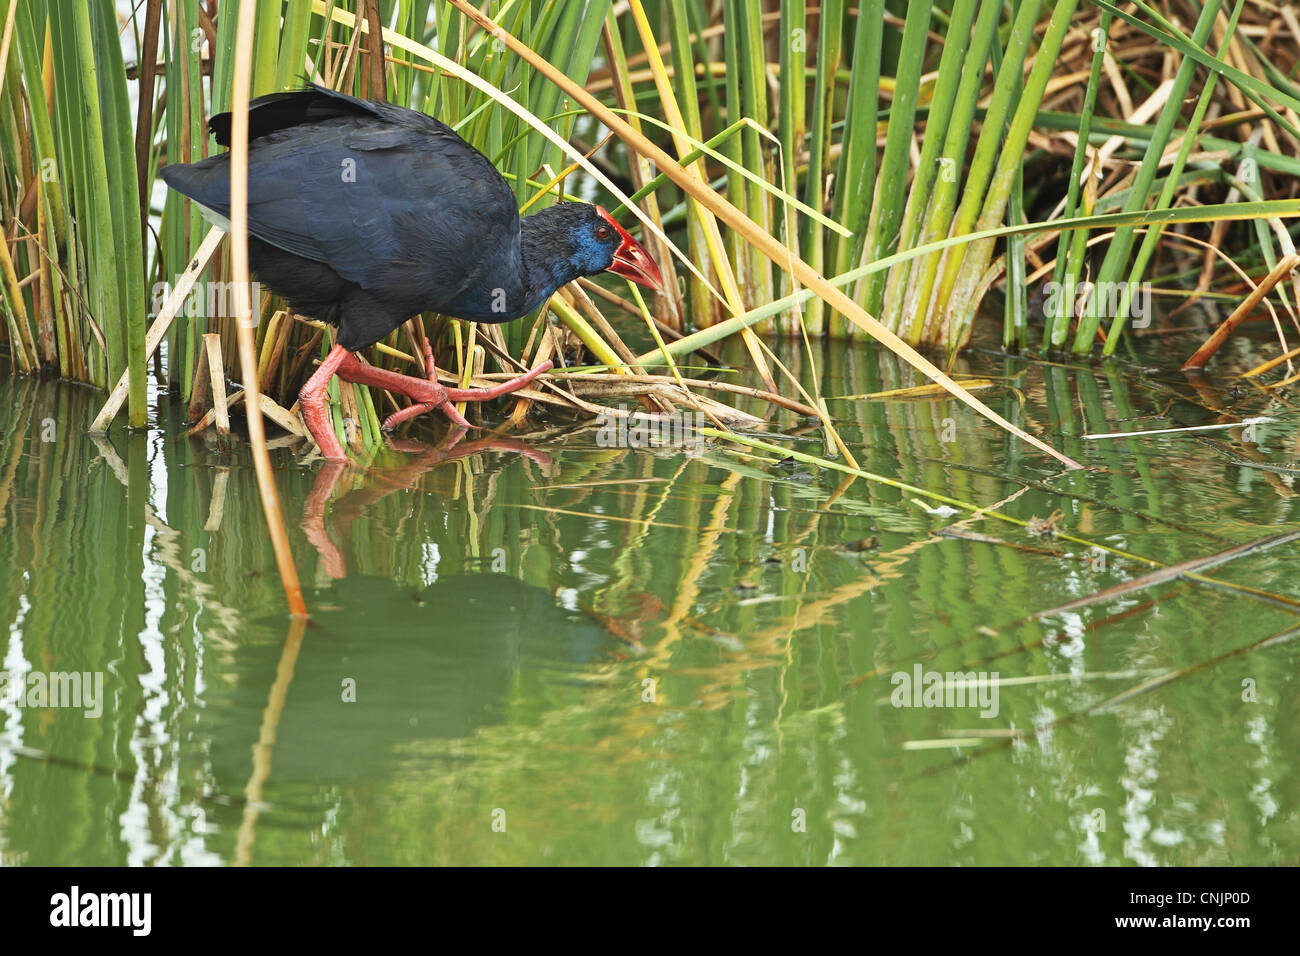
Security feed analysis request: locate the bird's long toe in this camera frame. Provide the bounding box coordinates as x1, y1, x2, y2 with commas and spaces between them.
380, 357, 551, 432
444, 360, 552, 402
437, 400, 474, 429
381, 401, 438, 431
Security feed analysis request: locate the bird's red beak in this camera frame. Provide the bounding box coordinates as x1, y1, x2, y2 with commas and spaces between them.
598, 206, 663, 292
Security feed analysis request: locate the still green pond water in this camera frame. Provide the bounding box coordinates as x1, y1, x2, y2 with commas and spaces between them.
1, 328, 1298, 866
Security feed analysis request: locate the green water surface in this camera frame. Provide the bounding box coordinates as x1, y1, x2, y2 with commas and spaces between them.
1, 330, 1298, 865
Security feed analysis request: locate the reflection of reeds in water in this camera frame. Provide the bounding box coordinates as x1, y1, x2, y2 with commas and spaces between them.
4, 332, 1300, 862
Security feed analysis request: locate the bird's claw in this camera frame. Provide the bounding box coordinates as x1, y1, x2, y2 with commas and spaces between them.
381, 353, 552, 433
379, 338, 443, 431
303, 343, 552, 459
433, 400, 473, 429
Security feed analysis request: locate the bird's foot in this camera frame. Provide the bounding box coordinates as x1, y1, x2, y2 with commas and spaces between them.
298, 343, 552, 462
370, 340, 551, 432
379, 338, 452, 430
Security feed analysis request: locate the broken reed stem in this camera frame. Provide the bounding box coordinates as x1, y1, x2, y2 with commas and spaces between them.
88, 225, 224, 432
204, 333, 230, 436
186, 390, 308, 439
229, 0, 307, 619
1182, 253, 1300, 369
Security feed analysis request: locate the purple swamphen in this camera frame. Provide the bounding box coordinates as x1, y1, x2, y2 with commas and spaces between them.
161, 84, 663, 461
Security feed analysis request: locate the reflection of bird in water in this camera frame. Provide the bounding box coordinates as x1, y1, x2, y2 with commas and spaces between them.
301, 428, 552, 579
208, 571, 610, 787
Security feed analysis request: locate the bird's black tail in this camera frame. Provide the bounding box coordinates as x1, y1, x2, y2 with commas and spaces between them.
159, 157, 231, 219
207, 83, 381, 147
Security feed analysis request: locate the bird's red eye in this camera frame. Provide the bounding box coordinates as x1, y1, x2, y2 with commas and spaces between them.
596, 225, 612, 240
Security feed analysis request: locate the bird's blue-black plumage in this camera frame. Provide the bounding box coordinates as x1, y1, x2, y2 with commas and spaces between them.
161, 85, 626, 350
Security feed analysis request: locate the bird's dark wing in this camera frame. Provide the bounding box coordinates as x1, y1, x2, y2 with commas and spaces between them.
161, 86, 522, 309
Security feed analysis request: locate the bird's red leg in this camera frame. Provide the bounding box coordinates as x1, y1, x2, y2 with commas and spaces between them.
299, 344, 353, 462
331, 345, 552, 433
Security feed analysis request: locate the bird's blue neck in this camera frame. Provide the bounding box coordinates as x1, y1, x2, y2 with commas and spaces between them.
518, 217, 586, 315
442, 207, 596, 322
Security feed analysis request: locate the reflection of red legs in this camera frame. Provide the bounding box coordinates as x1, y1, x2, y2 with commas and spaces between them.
299, 342, 552, 461
386, 430, 555, 468
299, 428, 553, 578
301, 461, 349, 578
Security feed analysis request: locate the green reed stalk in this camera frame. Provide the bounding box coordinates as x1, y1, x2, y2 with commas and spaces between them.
798, 0, 844, 336
944, 0, 1080, 360
1104, 0, 1245, 354
827, 0, 881, 338
1070, 0, 1224, 354
1044, 10, 1111, 352
859, 0, 931, 325
878, 0, 974, 337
